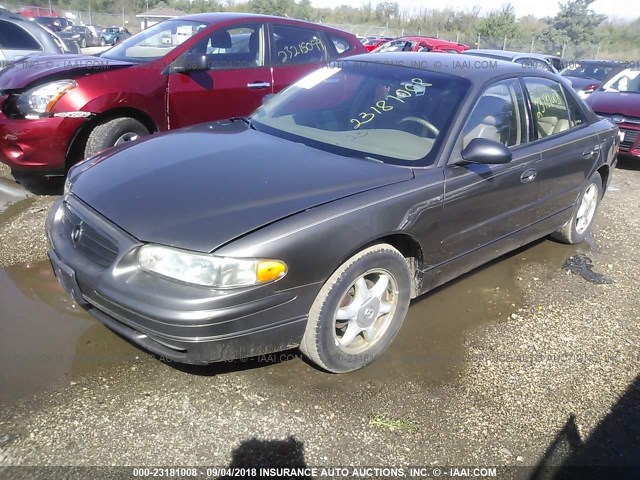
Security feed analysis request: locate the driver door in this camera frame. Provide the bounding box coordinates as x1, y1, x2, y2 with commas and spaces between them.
437, 78, 541, 280
166, 23, 272, 129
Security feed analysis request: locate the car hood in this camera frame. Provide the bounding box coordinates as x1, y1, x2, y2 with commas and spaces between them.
0, 54, 132, 90
69, 122, 414, 253
586, 90, 640, 117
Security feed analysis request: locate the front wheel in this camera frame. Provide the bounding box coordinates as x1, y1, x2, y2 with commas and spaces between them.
100, 37, 106, 46
551, 171, 602, 244
300, 244, 411, 373
80, 37, 87, 49
84, 117, 149, 159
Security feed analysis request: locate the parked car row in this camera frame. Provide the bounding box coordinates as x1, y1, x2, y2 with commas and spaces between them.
0, 11, 627, 373
0, 10, 80, 70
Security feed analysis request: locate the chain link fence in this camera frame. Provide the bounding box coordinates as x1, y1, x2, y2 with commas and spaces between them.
2, 1, 141, 32
324, 23, 634, 61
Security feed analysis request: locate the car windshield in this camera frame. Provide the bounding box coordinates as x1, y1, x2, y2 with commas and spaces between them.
102, 19, 208, 63
561, 62, 613, 81
104, 27, 118, 34
251, 62, 470, 166
602, 68, 640, 93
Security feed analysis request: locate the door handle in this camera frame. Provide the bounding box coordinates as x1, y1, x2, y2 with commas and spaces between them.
582, 145, 600, 159
520, 169, 537, 184
247, 82, 271, 89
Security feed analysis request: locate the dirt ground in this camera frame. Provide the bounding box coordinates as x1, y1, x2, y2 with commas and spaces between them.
0, 159, 639, 477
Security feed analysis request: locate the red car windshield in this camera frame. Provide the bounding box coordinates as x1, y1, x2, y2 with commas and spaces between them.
602, 69, 640, 93
102, 19, 208, 63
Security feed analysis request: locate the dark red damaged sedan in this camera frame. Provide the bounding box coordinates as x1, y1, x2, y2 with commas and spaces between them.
0, 12, 364, 178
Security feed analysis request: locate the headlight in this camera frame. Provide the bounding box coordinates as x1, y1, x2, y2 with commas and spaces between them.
17, 80, 77, 115
137, 244, 287, 288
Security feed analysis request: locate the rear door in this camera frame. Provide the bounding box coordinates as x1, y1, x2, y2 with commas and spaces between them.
269, 22, 329, 95
520, 76, 602, 241
167, 22, 272, 128
439, 78, 541, 277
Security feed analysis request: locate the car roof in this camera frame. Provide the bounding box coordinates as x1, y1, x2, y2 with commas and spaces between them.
178, 11, 354, 33
464, 49, 553, 62
339, 52, 559, 82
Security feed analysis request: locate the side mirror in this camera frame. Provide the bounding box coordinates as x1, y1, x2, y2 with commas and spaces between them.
170, 52, 209, 74
461, 138, 512, 164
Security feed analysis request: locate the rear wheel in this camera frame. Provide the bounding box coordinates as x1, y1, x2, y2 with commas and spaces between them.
80, 37, 87, 49
300, 244, 411, 373
84, 117, 149, 159
100, 37, 106, 46
551, 171, 602, 244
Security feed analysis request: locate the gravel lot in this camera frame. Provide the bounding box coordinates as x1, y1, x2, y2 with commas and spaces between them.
0, 159, 639, 475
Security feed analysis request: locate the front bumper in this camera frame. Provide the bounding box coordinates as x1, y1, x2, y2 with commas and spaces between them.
46, 194, 316, 365
0, 99, 87, 174
617, 124, 640, 158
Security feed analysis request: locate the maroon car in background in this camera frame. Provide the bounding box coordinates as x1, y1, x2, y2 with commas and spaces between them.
586, 68, 640, 159
373, 36, 470, 54
0, 12, 364, 178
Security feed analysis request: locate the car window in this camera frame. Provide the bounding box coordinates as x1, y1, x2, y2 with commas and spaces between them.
328, 33, 352, 55
462, 78, 528, 148
0, 20, 42, 50
563, 87, 587, 128
602, 68, 640, 93
252, 63, 470, 166
376, 40, 414, 53
271, 24, 327, 65
561, 62, 613, 81
524, 77, 573, 139
516, 58, 552, 72
190, 24, 264, 69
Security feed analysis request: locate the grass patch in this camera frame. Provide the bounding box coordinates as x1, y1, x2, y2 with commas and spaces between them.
368, 413, 419, 433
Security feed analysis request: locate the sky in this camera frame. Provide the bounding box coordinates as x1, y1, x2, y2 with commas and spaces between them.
309, 0, 640, 21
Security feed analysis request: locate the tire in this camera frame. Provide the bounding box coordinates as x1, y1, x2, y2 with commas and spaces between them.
100, 37, 106, 46
300, 244, 412, 373
550, 171, 602, 244
84, 117, 149, 159
80, 37, 87, 49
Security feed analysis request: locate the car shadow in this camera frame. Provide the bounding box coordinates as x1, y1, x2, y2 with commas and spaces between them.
616, 156, 640, 172
529, 375, 640, 480
217, 436, 310, 479
13, 174, 64, 196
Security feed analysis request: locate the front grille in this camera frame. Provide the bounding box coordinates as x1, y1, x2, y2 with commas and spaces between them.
620, 128, 639, 150
60, 201, 119, 267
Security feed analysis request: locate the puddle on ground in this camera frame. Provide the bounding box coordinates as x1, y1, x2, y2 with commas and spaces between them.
0, 239, 591, 403
0, 261, 146, 404
0, 177, 34, 223
251, 238, 591, 390
562, 253, 614, 284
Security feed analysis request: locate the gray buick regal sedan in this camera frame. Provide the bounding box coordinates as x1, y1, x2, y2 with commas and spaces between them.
46, 53, 619, 373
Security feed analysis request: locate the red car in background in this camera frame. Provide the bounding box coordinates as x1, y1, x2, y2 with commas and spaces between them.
362, 36, 393, 52
0, 12, 364, 178
373, 36, 470, 54
586, 68, 640, 159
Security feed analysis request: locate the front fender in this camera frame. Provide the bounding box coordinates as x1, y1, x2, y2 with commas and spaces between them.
215, 170, 445, 293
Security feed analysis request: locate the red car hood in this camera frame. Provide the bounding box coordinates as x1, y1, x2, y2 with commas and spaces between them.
0, 54, 132, 91
586, 91, 640, 118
